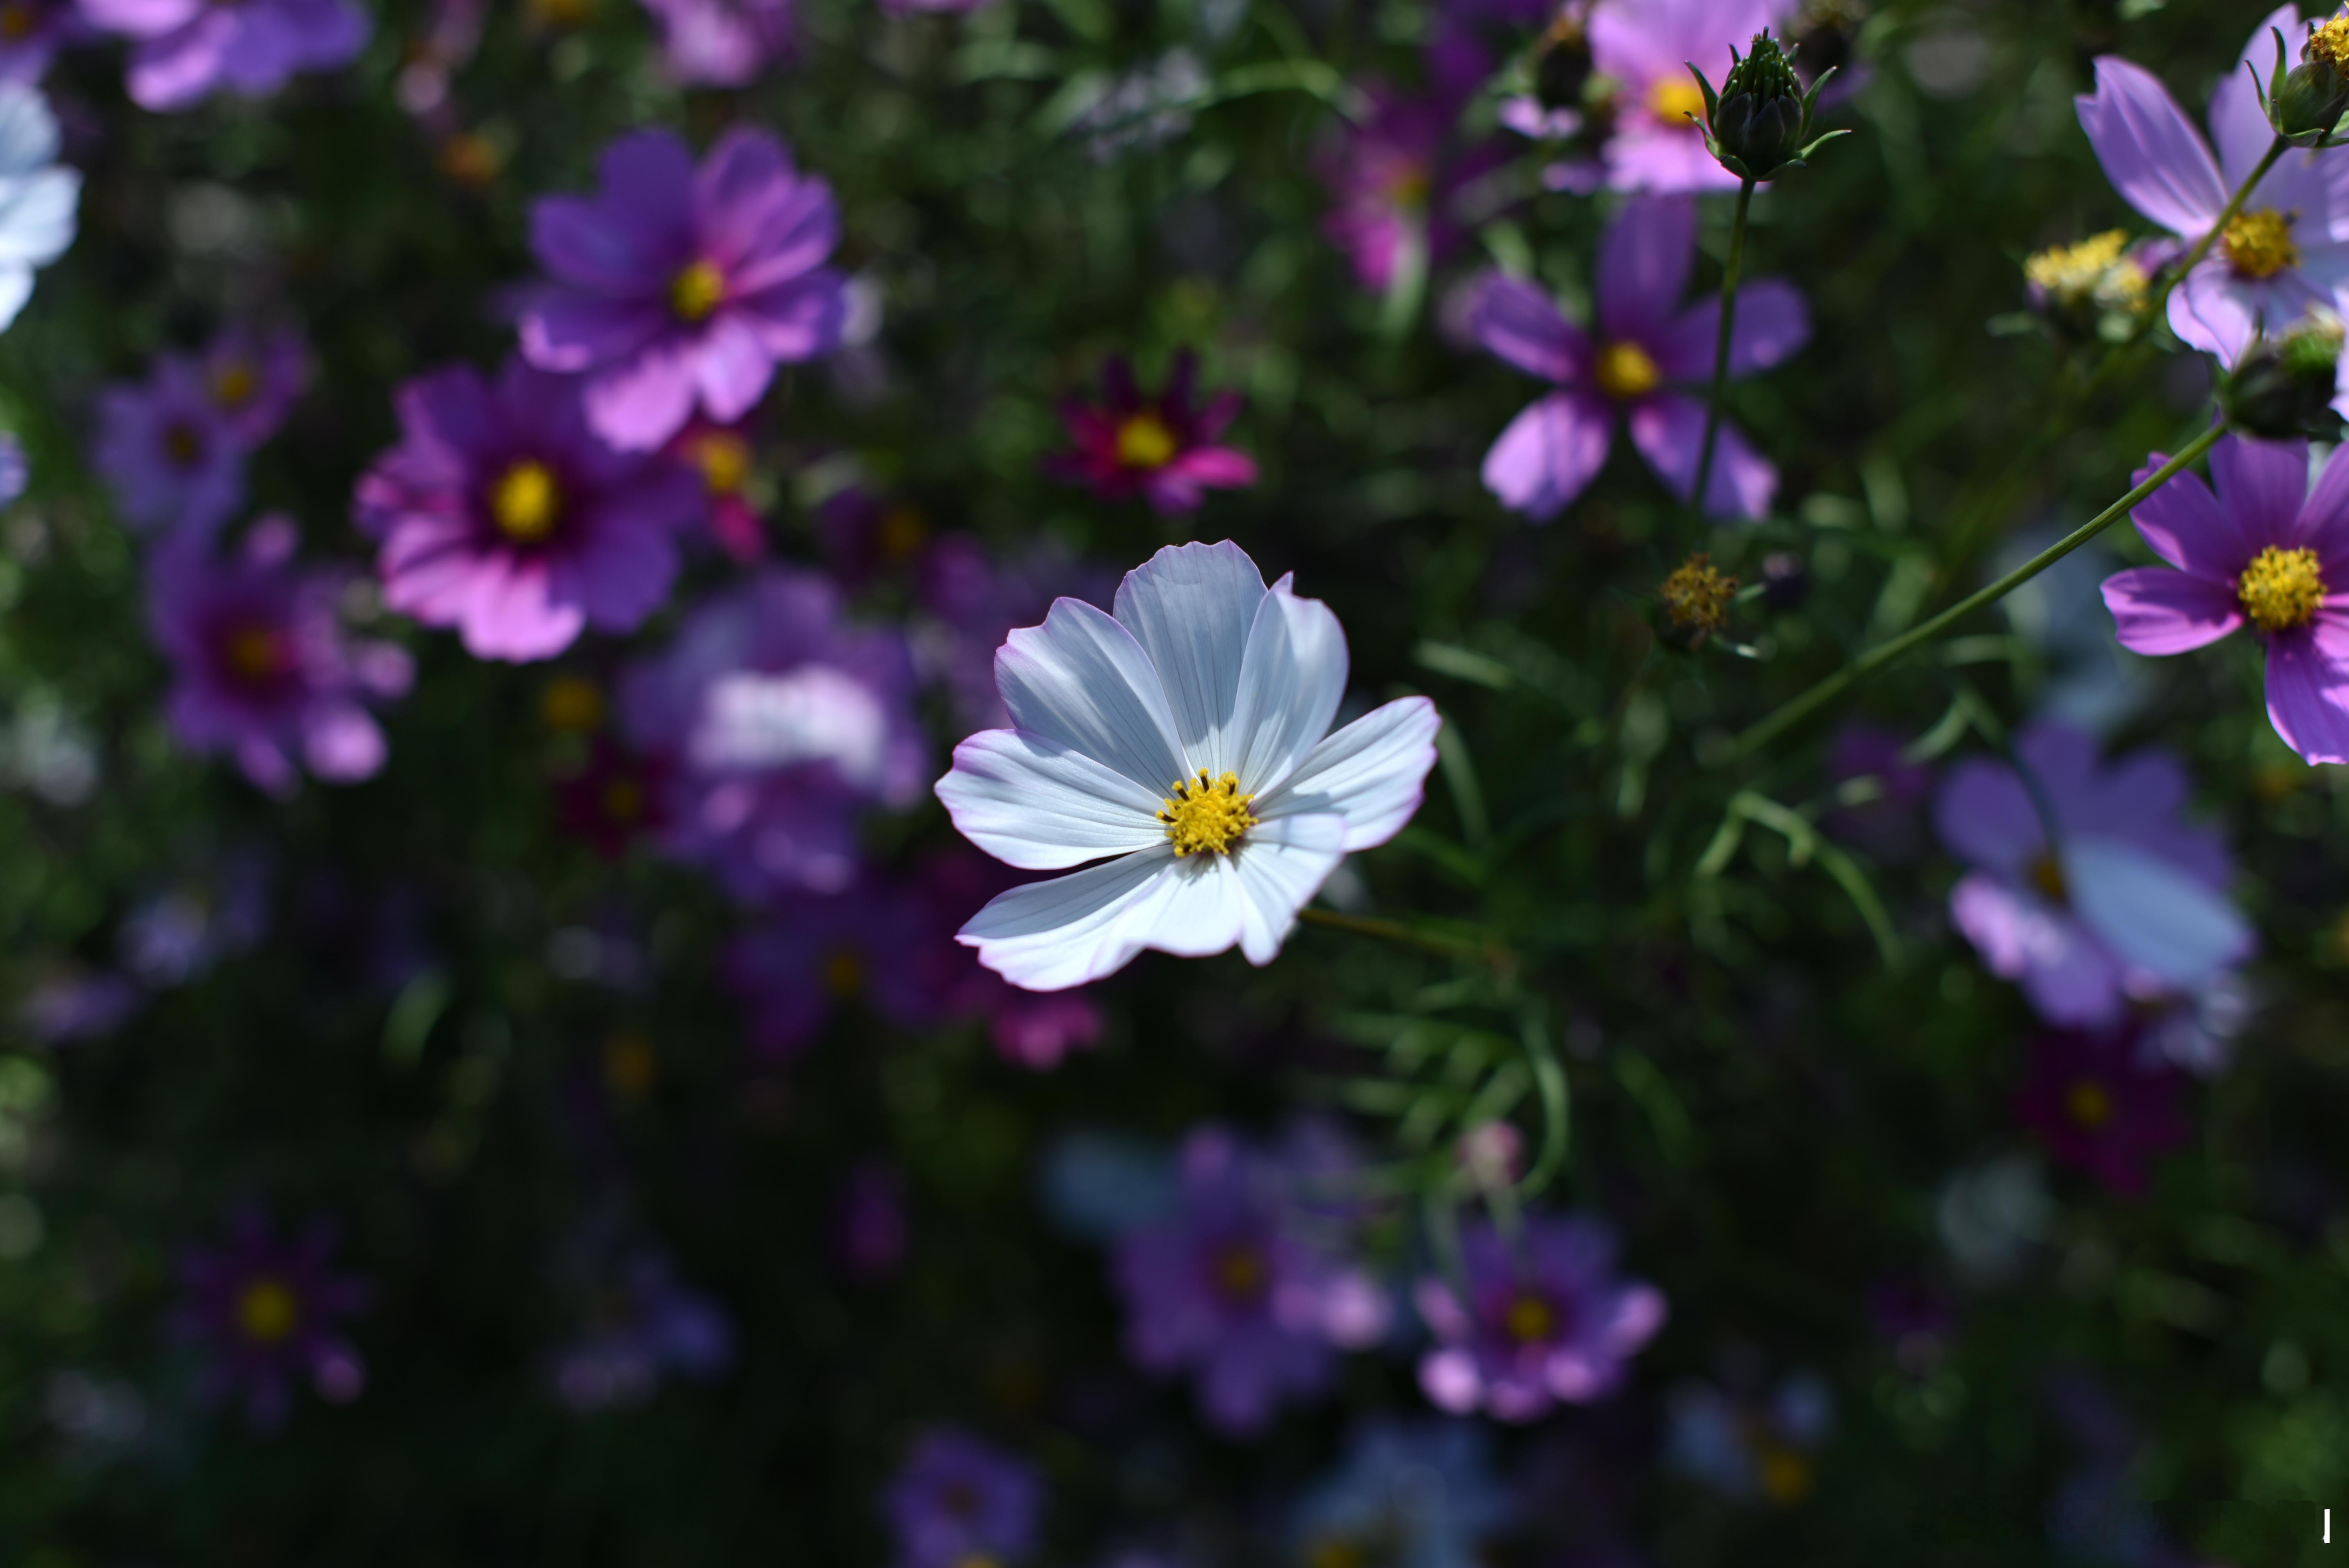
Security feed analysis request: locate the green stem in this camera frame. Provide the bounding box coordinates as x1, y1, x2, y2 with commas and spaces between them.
1298, 905, 1505, 965
2152, 135, 2287, 323
1691, 177, 1756, 524
1727, 421, 2228, 761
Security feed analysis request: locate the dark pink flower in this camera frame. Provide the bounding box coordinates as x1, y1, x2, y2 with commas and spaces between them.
1044, 351, 1256, 515
665, 417, 766, 561
1588, 0, 1795, 194
1317, 85, 1502, 293
2014, 1025, 2190, 1198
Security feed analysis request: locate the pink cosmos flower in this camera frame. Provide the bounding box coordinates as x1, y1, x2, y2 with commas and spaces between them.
1590, 0, 1795, 194
353, 357, 705, 663
2076, 7, 2349, 368
2014, 1025, 2190, 1199
2101, 432, 2349, 764
80, 0, 367, 111
197, 326, 308, 448
520, 127, 847, 452
636, 0, 791, 85
1044, 352, 1257, 515
1470, 196, 1808, 520
1317, 84, 1503, 293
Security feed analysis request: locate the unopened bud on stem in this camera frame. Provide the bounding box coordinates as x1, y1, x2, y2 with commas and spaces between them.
2222, 311, 2345, 440
1686, 29, 1849, 182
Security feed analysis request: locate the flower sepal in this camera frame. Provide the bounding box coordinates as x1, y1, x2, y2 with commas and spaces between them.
2256, 21, 2349, 149
1686, 30, 1849, 183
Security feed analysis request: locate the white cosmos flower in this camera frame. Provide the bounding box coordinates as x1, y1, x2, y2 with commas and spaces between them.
936, 539, 1441, 991
0, 86, 77, 333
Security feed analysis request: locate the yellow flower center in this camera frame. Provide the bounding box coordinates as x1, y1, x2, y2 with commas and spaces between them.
1307, 1541, 1369, 1568
2311, 14, 2349, 69
1649, 76, 1710, 126
1660, 552, 1739, 634
601, 778, 643, 823
2222, 208, 2300, 280
1385, 163, 1431, 208
2030, 853, 2068, 904
1115, 411, 1180, 470
688, 430, 750, 495
823, 947, 864, 998
0, 3, 37, 39
2066, 1078, 2113, 1130
2238, 545, 2328, 632
223, 624, 286, 682
210, 358, 258, 410
1159, 770, 1256, 857
490, 459, 561, 543
236, 1278, 299, 1344
2025, 230, 2145, 310
540, 675, 604, 732
1212, 1244, 1267, 1301
878, 504, 928, 560
669, 259, 727, 324
1594, 340, 1662, 401
1756, 1440, 1815, 1505
1504, 1293, 1556, 1342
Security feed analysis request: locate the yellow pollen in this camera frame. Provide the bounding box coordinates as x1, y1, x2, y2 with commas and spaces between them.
2025, 230, 2144, 310
210, 358, 258, 410
1213, 1244, 1267, 1300
490, 459, 561, 543
236, 1278, 299, 1344
2066, 1078, 2113, 1129
1308, 1542, 1369, 1568
1649, 76, 1709, 126
1594, 340, 1662, 401
1660, 552, 1739, 635
2222, 208, 2300, 280
540, 675, 604, 732
1504, 1294, 1556, 1342
823, 948, 865, 998
2030, 853, 2068, 904
2239, 545, 2328, 632
223, 625, 285, 682
1756, 1441, 1815, 1505
2311, 15, 2349, 70
689, 431, 749, 495
670, 259, 726, 324
1159, 770, 1256, 857
1115, 411, 1180, 470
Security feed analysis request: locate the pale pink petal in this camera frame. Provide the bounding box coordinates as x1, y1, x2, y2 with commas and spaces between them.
1595, 195, 1696, 345
1481, 390, 1614, 522
1625, 392, 1774, 520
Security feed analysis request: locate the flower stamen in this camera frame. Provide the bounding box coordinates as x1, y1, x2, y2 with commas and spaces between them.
2222, 208, 2300, 280
1661, 553, 1739, 636
236, 1277, 299, 1344
1593, 340, 1661, 401
490, 458, 562, 543
2238, 544, 2327, 632
1159, 770, 1256, 857
1115, 411, 1178, 470
2311, 14, 2349, 70
669, 259, 726, 324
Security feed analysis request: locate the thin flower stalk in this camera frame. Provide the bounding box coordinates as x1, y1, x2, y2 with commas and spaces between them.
1690, 176, 1756, 531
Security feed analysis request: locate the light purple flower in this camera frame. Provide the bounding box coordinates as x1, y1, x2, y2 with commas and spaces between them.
1289, 1419, 1515, 1566
619, 568, 927, 900
1112, 1122, 1392, 1436
0, 0, 84, 83
1413, 1215, 1666, 1423
884, 1428, 1044, 1568
353, 357, 704, 663
2076, 8, 2349, 367
148, 518, 412, 795
1317, 85, 1501, 293
172, 1208, 367, 1429
1589, 0, 1795, 194
520, 127, 847, 452
1933, 723, 2253, 1028
1470, 196, 1808, 520
636, 0, 791, 86
118, 849, 269, 987
92, 355, 245, 538
80, 0, 368, 111
549, 1251, 733, 1412
723, 878, 946, 1055
916, 532, 1116, 732
2101, 433, 2349, 765
0, 430, 25, 505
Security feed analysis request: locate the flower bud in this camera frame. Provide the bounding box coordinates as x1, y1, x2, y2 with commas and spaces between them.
2264, 17, 2349, 147
1688, 29, 1849, 183
1659, 552, 1739, 645
2221, 311, 2345, 440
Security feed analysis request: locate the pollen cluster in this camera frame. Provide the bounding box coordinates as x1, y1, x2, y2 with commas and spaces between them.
1648, 77, 1709, 126
1594, 340, 1661, 401
1660, 553, 1739, 636
1159, 770, 1257, 857
669, 258, 727, 323
490, 458, 562, 543
2222, 208, 2300, 280
2310, 14, 2349, 70
2025, 230, 2145, 311
1115, 410, 1179, 470
2238, 545, 2327, 632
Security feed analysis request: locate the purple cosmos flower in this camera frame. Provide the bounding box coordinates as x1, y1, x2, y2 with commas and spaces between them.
2014, 1024, 2190, 1198
1318, 84, 1502, 293
173, 1209, 367, 1428
118, 848, 269, 987
618, 568, 927, 899
884, 1428, 1044, 1568
923, 849, 1107, 1070
916, 532, 1115, 732
20, 964, 140, 1042
723, 879, 946, 1055
198, 326, 308, 448
520, 127, 847, 452
1413, 1215, 1666, 1423
1044, 352, 1258, 515
0, 0, 84, 83
1665, 1372, 1833, 1505
92, 355, 246, 538
1589, 0, 1795, 194
549, 1251, 733, 1412
1470, 196, 1809, 520
1933, 724, 2253, 1028
353, 357, 704, 662
2076, 9, 2349, 367
1113, 1122, 1392, 1435
2101, 433, 2349, 764
636, 0, 791, 85
80, 0, 367, 111
148, 518, 412, 795
0, 430, 25, 506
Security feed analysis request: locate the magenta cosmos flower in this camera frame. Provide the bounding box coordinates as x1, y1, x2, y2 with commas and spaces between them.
1590, 0, 1794, 194
1414, 1214, 1666, 1422
636, 0, 791, 86
1045, 352, 1257, 515
148, 517, 412, 795
173, 1208, 367, 1428
1934, 724, 2252, 1028
1114, 1122, 1391, 1435
619, 568, 927, 900
2103, 433, 2349, 764
1318, 84, 1501, 292
521, 127, 847, 452
80, 0, 367, 110
353, 358, 704, 662
1471, 196, 1808, 520
2014, 1025, 2190, 1199
2077, 8, 2349, 366
92, 355, 245, 538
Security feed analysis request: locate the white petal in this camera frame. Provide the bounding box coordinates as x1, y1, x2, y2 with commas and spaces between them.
996, 596, 1188, 792
960, 847, 1182, 991
0, 167, 76, 267
2063, 836, 2254, 990
0, 265, 34, 333
935, 727, 1170, 870
1226, 575, 1347, 795
0, 88, 60, 173
1232, 812, 1347, 964
1131, 850, 1252, 959
1110, 539, 1265, 777
1254, 697, 1441, 851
